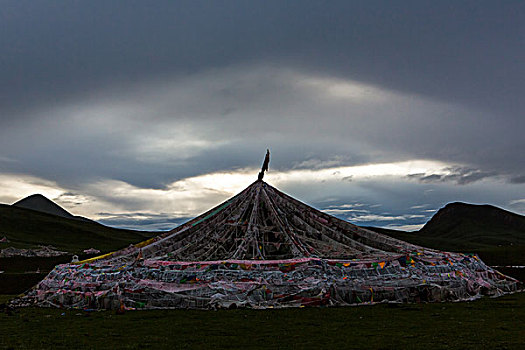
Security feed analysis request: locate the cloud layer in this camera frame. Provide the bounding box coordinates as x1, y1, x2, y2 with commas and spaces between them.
1, 2, 524, 230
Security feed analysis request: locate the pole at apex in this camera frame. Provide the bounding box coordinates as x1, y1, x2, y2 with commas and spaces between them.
258, 149, 270, 181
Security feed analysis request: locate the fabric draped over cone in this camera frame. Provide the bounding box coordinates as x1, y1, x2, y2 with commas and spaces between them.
13, 181, 520, 310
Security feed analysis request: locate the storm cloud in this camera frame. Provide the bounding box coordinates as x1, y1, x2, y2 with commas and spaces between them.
1, 1, 524, 230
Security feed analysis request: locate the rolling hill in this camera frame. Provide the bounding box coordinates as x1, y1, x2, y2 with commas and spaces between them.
12, 194, 94, 222
0, 197, 162, 293
12, 194, 77, 220
419, 202, 525, 245
367, 202, 525, 267
0, 203, 158, 254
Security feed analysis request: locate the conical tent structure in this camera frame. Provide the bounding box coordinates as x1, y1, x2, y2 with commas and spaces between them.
16, 180, 519, 310
96, 180, 424, 263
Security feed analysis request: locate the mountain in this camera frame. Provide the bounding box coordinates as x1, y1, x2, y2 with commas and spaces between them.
419, 202, 525, 244
0, 204, 158, 254
366, 202, 525, 267
12, 194, 87, 221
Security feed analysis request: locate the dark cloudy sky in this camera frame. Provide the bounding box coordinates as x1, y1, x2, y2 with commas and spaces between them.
1, 1, 524, 231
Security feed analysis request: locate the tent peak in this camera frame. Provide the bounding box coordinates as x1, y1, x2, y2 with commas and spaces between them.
257, 149, 270, 181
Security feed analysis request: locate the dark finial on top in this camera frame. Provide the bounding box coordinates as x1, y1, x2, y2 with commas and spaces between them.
258, 149, 270, 181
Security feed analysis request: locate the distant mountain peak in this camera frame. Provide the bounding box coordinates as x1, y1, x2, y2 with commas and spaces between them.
429, 202, 523, 221
442, 201, 495, 210
15, 193, 50, 202
419, 201, 525, 238
12, 194, 75, 219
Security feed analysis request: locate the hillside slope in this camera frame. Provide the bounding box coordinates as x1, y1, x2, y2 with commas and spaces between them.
419, 202, 525, 245
366, 203, 525, 267
12, 194, 76, 219
0, 204, 158, 254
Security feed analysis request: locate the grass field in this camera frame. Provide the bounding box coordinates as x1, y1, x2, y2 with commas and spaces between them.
1, 292, 524, 349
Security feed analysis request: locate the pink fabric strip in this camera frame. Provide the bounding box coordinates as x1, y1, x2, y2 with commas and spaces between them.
143, 255, 411, 268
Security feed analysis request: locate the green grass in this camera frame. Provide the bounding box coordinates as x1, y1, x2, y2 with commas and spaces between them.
1, 292, 524, 349
0, 295, 15, 303
0, 273, 45, 295
0, 256, 77, 294
0, 256, 74, 273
